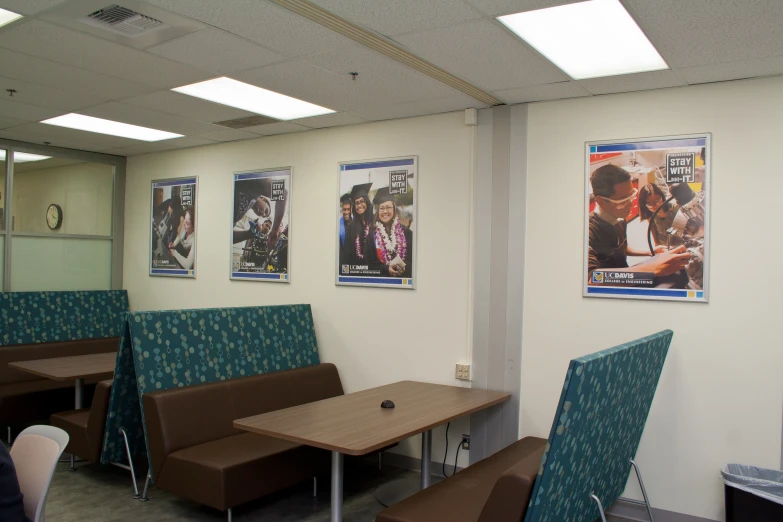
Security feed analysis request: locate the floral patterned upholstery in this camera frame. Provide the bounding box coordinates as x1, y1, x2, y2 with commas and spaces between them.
523, 330, 673, 522
0, 291, 128, 346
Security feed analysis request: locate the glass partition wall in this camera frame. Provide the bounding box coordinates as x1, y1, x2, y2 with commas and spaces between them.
1, 142, 125, 292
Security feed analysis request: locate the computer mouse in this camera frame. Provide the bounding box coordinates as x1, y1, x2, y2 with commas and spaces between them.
381, 400, 395, 409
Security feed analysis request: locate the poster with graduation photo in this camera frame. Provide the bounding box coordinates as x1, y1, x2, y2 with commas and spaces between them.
584, 134, 710, 302
150, 177, 197, 277
231, 167, 291, 282
336, 156, 417, 289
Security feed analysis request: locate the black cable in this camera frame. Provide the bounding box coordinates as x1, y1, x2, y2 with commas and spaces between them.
647, 195, 675, 255
454, 444, 462, 475
442, 422, 450, 478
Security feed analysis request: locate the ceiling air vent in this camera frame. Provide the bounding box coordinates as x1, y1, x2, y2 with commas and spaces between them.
42, 0, 205, 49
83, 4, 165, 37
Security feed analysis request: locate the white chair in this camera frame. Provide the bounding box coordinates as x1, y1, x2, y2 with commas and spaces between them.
10, 426, 69, 522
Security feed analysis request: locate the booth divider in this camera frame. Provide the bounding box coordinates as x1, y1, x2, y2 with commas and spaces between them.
100, 304, 321, 472
0, 290, 129, 346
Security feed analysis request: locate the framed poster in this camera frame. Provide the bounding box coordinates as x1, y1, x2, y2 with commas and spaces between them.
583, 134, 710, 302
230, 167, 291, 282
150, 177, 197, 278
336, 156, 417, 289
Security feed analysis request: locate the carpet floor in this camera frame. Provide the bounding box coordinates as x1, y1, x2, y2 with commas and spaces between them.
43, 458, 634, 522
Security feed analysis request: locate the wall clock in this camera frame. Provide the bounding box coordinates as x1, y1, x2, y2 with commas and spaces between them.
46, 203, 63, 230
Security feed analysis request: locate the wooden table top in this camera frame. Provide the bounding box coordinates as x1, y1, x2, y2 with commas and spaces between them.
8, 352, 117, 381
233, 380, 510, 456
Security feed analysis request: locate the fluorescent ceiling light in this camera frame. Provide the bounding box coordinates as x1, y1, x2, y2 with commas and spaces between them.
41, 114, 182, 141
172, 77, 335, 121
0, 8, 23, 28
0, 151, 51, 162
497, 0, 668, 80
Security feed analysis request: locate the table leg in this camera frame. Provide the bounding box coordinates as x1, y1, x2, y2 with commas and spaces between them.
421, 429, 432, 489
75, 378, 84, 409
331, 451, 343, 522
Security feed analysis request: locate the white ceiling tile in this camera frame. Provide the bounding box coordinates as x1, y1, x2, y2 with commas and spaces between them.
143, 0, 354, 57
79, 102, 225, 136
0, 98, 62, 122
0, 0, 68, 15
102, 136, 217, 156
494, 81, 590, 104
350, 103, 432, 122
625, 0, 783, 68
675, 57, 783, 86
308, 0, 482, 36
146, 29, 283, 75
0, 20, 212, 89
0, 49, 155, 101
243, 122, 310, 136
0, 76, 99, 111
196, 128, 258, 142
0, 115, 24, 129
289, 112, 368, 129
464, 0, 582, 17
237, 44, 463, 112
578, 70, 687, 96
395, 19, 568, 91
0, 122, 137, 152
121, 91, 255, 124
414, 94, 489, 113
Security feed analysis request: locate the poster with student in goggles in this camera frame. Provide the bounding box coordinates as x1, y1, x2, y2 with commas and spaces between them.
336, 156, 416, 289
583, 134, 710, 302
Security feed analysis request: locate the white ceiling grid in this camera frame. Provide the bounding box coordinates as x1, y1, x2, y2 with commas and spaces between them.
0, 0, 778, 157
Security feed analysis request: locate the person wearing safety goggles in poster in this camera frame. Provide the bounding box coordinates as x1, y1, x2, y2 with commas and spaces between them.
587, 164, 691, 287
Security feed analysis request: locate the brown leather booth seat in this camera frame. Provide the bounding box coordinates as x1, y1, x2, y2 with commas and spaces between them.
376, 436, 547, 522
50, 379, 113, 463
0, 338, 118, 426
142, 363, 344, 513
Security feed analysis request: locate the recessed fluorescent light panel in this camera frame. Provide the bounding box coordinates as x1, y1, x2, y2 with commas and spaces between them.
0, 8, 23, 28
497, 0, 668, 80
0, 151, 51, 162
172, 77, 335, 121
41, 114, 182, 141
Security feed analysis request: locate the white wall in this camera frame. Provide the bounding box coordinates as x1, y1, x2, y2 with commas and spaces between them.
521, 76, 783, 521
123, 112, 474, 467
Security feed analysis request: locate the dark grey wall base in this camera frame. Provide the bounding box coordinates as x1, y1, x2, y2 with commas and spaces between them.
381, 451, 463, 478
608, 498, 718, 522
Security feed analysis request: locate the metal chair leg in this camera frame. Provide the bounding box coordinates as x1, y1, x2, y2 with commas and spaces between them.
139, 471, 151, 502
630, 459, 656, 522
227, 507, 232, 522
120, 428, 140, 498
7, 426, 11, 445
591, 494, 608, 522
313, 476, 317, 498
69, 453, 76, 472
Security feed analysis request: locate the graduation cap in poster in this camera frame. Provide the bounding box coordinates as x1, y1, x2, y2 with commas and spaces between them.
372, 186, 394, 205
350, 183, 373, 202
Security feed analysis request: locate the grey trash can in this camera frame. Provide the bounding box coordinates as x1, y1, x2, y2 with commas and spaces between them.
722, 464, 783, 522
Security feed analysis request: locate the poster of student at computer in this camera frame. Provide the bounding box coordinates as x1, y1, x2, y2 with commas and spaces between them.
150, 177, 198, 277
230, 167, 291, 282
583, 134, 711, 302
336, 156, 416, 289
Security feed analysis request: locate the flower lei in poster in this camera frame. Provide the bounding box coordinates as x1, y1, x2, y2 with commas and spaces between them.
354, 223, 370, 260
374, 217, 407, 265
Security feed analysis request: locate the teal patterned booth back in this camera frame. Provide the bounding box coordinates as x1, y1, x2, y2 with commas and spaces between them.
101, 304, 320, 466
524, 330, 673, 522
0, 290, 129, 346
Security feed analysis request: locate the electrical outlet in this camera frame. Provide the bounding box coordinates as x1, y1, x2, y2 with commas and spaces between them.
455, 363, 471, 381
461, 435, 470, 450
